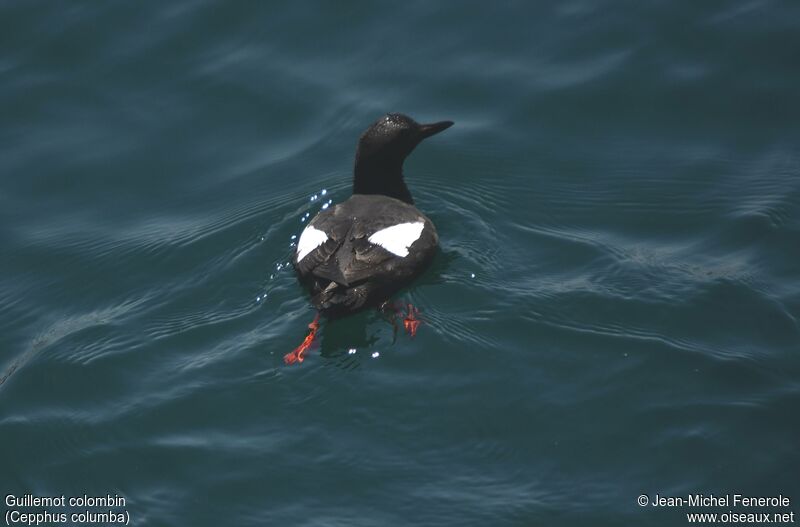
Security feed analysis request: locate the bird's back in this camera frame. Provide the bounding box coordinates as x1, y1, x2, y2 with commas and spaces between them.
293, 194, 438, 317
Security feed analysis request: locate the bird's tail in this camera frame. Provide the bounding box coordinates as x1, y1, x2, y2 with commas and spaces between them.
311, 281, 369, 318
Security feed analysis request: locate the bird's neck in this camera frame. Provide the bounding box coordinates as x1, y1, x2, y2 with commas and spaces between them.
353, 158, 414, 204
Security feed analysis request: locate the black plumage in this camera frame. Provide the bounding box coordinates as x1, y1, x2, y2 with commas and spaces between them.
292, 113, 453, 317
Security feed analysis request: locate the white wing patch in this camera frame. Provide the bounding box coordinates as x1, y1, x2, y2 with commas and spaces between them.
296, 225, 328, 262
368, 221, 425, 257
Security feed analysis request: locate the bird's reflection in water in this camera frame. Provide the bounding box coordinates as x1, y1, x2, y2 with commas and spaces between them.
318, 310, 381, 361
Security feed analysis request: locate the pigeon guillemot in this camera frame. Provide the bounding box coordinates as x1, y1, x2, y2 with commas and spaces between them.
285, 113, 453, 364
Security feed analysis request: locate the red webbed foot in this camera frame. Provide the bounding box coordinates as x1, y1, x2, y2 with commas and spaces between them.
284, 313, 321, 365
403, 304, 421, 337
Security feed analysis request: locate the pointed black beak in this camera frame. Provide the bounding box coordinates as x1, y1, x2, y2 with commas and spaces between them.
419, 120, 454, 139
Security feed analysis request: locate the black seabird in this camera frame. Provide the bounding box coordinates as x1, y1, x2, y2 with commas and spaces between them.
285, 113, 453, 364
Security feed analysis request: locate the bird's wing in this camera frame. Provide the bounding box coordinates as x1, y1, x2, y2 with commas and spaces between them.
293, 195, 437, 288
293, 208, 348, 282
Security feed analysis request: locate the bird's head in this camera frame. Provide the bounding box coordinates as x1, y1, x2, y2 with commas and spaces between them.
353, 113, 453, 203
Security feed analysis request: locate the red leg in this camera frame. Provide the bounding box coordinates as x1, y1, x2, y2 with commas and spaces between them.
284, 313, 321, 365
403, 304, 421, 337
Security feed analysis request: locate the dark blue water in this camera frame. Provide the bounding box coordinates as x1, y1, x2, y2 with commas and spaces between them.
2, 2, 799, 525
